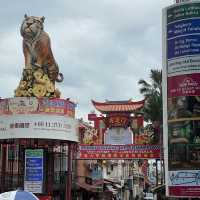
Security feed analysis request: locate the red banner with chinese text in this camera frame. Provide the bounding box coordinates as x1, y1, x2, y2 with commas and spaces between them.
78, 144, 160, 159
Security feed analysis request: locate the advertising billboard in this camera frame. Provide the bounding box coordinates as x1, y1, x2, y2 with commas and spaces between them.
0, 97, 76, 117
163, 2, 200, 197
0, 97, 78, 141
0, 114, 78, 141
24, 149, 43, 193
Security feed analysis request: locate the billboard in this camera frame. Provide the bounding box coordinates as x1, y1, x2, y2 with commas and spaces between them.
78, 144, 160, 159
24, 149, 43, 193
0, 97, 76, 117
0, 97, 78, 141
163, 2, 200, 197
0, 114, 78, 141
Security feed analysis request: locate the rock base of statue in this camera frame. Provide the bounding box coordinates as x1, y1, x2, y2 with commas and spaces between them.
14, 66, 61, 98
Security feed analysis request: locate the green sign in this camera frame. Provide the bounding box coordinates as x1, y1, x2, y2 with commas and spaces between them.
25, 149, 43, 157
167, 3, 200, 23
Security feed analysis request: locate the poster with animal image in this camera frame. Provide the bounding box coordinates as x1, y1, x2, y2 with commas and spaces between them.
163, 2, 200, 198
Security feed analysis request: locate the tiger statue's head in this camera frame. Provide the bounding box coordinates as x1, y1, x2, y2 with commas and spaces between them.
20, 14, 45, 40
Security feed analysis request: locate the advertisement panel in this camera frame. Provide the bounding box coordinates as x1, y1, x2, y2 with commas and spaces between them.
0, 114, 78, 141
78, 144, 160, 159
24, 149, 43, 193
163, 2, 200, 197
0, 97, 76, 117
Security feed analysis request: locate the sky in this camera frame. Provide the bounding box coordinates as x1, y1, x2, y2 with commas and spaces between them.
0, 0, 173, 120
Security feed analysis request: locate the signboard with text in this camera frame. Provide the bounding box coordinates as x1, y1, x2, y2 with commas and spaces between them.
163, 2, 200, 198
78, 144, 160, 159
104, 128, 133, 145
24, 149, 43, 193
0, 97, 76, 117
0, 114, 78, 141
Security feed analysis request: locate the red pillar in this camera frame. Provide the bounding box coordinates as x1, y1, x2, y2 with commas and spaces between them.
66, 142, 72, 200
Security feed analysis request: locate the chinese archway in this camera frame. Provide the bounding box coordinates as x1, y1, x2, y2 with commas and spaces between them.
79, 99, 160, 159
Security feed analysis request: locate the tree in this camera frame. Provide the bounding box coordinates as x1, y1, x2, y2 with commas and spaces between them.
138, 69, 162, 144
138, 69, 162, 124
138, 69, 164, 185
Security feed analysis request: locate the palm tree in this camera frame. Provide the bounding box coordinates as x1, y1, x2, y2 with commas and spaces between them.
138, 69, 162, 124
138, 69, 164, 185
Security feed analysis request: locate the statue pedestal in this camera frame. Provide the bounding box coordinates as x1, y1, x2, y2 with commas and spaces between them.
0, 97, 78, 199
15, 68, 61, 98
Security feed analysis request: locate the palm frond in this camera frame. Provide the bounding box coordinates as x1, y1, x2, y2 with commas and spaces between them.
138, 68, 163, 124
138, 79, 151, 87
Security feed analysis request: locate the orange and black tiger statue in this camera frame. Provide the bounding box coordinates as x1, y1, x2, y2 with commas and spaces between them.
15, 14, 63, 98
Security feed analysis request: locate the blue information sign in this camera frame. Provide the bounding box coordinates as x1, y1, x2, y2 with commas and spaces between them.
167, 18, 200, 39
167, 17, 200, 60
26, 157, 43, 168
168, 35, 200, 59
24, 149, 43, 193
25, 168, 43, 181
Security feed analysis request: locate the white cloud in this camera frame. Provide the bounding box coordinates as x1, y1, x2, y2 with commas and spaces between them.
0, 0, 173, 120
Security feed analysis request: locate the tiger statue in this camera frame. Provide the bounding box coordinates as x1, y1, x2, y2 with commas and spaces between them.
20, 14, 63, 82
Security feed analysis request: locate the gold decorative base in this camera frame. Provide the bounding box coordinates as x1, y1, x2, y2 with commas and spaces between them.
14, 67, 61, 98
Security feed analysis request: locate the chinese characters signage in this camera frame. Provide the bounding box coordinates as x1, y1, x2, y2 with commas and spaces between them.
78, 144, 160, 159
24, 149, 43, 193
108, 116, 129, 127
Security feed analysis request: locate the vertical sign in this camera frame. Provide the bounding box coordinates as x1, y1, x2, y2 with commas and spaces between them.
24, 149, 43, 193
163, 2, 200, 198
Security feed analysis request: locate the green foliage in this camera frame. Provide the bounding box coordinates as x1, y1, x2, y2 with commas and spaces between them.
138, 69, 162, 124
